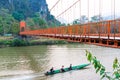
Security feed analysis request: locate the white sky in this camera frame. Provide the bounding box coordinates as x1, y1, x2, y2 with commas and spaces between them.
46, 0, 120, 23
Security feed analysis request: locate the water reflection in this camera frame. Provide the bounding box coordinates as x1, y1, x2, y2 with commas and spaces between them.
0, 44, 120, 80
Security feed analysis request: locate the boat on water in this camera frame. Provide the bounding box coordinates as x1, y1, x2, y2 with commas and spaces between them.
45, 63, 90, 75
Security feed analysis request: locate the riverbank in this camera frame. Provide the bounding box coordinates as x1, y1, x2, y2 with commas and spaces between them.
0, 36, 68, 47
30, 37, 68, 45
0, 36, 13, 48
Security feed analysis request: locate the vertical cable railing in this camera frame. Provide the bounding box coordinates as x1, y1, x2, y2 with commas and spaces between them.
87, 0, 90, 38
99, 0, 101, 39
79, 0, 81, 38
113, 0, 116, 40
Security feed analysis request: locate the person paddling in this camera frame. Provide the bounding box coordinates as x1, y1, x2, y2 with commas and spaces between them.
61, 65, 65, 72
68, 64, 72, 70
50, 67, 54, 73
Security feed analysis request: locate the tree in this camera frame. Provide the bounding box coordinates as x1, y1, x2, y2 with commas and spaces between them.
72, 15, 88, 24
32, 17, 47, 28
91, 15, 103, 22
80, 15, 88, 24
11, 21, 19, 34
0, 16, 4, 35
72, 19, 80, 24
26, 18, 35, 30
12, 11, 24, 21
0, 8, 19, 35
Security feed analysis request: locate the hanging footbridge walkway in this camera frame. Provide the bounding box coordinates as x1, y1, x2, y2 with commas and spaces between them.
19, 20, 120, 48
20, 0, 120, 48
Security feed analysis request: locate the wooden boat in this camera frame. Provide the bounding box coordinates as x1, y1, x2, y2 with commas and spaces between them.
45, 63, 90, 75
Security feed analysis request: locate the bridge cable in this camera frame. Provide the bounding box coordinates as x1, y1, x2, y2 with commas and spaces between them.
79, 0, 81, 37
49, 0, 61, 12
99, 0, 101, 38
88, 0, 90, 38
94, 0, 95, 17
79, 0, 81, 23
56, 0, 80, 18
113, 0, 116, 40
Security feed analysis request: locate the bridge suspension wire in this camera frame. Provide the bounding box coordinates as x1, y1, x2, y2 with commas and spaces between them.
87, 0, 90, 38
49, 0, 61, 12
79, 0, 81, 37
79, 0, 81, 22
56, 0, 80, 18
99, 0, 101, 38
87, 0, 89, 22
99, 0, 101, 21
94, 0, 95, 16
114, 0, 115, 20
54, 2, 58, 27
113, 0, 116, 40
111, 0, 112, 19
73, 4, 75, 24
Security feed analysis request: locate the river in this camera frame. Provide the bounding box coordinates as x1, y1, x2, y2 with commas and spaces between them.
0, 44, 120, 80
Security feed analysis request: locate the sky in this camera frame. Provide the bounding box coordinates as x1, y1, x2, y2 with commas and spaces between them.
46, 0, 120, 23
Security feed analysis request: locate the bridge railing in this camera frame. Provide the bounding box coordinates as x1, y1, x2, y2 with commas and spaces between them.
20, 19, 120, 39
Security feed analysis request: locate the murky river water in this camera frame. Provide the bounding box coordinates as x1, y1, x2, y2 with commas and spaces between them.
0, 44, 120, 80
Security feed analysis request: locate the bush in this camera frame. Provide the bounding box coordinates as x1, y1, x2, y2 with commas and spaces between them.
0, 40, 12, 45
10, 38, 29, 47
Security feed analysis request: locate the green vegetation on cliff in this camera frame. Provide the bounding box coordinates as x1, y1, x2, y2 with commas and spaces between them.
0, 0, 61, 35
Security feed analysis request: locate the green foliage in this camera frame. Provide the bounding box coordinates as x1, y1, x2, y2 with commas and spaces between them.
32, 16, 47, 29
11, 38, 29, 47
80, 15, 88, 24
0, 39, 29, 47
26, 18, 36, 30
11, 21, 19, 34
12, 11, 24, 21
0, 0, 61, 34
86, 50, 106, 79
73, 19, 80, 24
91, 15, 103, 22
0, 8, 20, 35
113, 58, 120, 79
0, 40, 12, 46
72, 15, 104, 25
86, 50, 120, 80
30, 39, 68, 45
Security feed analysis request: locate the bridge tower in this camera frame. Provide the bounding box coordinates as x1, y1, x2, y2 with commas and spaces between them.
20, 21, 26, 32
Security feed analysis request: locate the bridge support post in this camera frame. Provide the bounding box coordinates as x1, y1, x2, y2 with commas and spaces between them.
107, 40, 109, 45
99, 39, 102, 44
88, 38, 91, 43
107, 21, 110, 39
94, 39, 96, 43
84, 39, 86, 43
114, 40, 118, 47
20, 21, 26, 32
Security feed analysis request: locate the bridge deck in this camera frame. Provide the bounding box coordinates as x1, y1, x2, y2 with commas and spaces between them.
41, 34, 120, 40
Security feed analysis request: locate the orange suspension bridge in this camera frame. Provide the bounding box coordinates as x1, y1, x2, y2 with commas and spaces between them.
19, 0, 120, 48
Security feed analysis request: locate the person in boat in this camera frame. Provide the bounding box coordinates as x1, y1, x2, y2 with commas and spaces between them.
61, 65, 65, 72
50, 67, 54, 73
68, 64, 72, 70
46, 71, 49, 75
